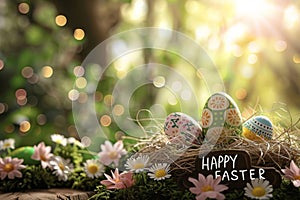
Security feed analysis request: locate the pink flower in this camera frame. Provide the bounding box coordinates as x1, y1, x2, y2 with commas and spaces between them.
98, 140, 127, 166
0, 157, 26, 180
188, 173, 228, 200
100, 168, 134, 189
282, 160, 300, 187
31, 142, 53, 168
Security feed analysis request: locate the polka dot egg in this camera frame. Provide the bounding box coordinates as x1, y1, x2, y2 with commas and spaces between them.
242, 116, 273, 141
164, 112, 202, 145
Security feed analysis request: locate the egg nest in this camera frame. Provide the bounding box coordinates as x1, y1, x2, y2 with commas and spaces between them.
136, 128, 300, 181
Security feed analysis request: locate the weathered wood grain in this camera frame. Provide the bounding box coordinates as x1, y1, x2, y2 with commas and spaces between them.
0, 188, 94, 200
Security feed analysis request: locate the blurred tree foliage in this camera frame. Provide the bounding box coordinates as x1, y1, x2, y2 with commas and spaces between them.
0, 0, 300, 147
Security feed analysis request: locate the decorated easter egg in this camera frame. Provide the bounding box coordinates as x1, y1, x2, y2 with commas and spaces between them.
164, 112, 202, 145
242, 116, 273, 141
9, 146, 39, 165
201, 92, 242, 144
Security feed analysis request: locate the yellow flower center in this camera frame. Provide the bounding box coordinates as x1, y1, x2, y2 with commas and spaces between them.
3, 143, 11, 148
58, 162, 65, 170
252, 187, 266, 197
201, 185, 213, 192
155, 169, 167, 178
294, 175, 300, 180
40, 155, 47, 161
4, 163, 14, 172
133, 163, 144, 170
109, 151, 118, 159
87, 164, 99, 174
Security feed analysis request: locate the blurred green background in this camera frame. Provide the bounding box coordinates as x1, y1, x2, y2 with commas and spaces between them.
0, 0, 300, 147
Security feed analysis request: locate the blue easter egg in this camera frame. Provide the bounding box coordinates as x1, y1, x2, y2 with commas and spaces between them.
243, 116, 273, 140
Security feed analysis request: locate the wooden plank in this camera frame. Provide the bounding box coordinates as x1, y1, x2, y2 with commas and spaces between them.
0, 188, 94, 200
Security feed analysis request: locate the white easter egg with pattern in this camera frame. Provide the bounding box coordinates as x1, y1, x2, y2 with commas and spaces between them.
164, 112, 202, 145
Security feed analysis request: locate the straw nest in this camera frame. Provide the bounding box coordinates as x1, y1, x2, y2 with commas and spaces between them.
130, 109, 300, 178
137, 129, 300, 177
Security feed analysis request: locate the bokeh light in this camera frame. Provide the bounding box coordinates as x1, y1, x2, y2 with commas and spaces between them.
73, 28, 85, 40
293, 55, 300, 64
68, 125, 77, 136
247, 54, 258, 65
0, 103, 6, 114
274, 40, 287, 52
115, 131, 125, 140
15, 89, 27, 100
68, 89, 80, 101
73, 66, 85, 77
168, 96, 178, 105
171, 81, 182, 92
104, 95, 114, 106
100, 115, 112, 127
240, 65, 254, 79
153, 76, 165, 88
81, 136, 91, 147
113, 104, 124, 116
18, 2, 30, 14
95, 91, 103, 102
19, 120, 31, 133
37, 114, 47, 125
75, 77, 87, 89
42, 66, 53, 78
284, 5, 300, 29
21, 66, 34, 78
234, 0, 273, 18
27, 74, 39, 84
78, 92, 88, 103
0, 59, 4, 70
5, 125, 15, 133
235, 88, 248, 100
55, 15, 67, 27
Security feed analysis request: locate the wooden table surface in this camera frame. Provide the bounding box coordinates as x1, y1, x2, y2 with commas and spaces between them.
0, 188, 94, 200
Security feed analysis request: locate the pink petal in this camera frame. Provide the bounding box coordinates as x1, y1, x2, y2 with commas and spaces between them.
198, 173, 206, 184
213, 176, 222, 186
196, 193, 209, 200
189, 187, 201, 195
216, 193, 226, 200
214, 184, 228, 192
188, 177, 201, 188
99, 155, 112, 165
1, 172, 7, 180
8, 172, 15, 179
31, 152, 40, 160
13, 170, 22, 178
114, 140, 123, 151
103, 141, 113, 151
115, 181, 126, 189
104, 173, 114, 183
112, 169, 120, 180
113, 158, 120, 166
206, 175, 214, 186
45, 146, 52, 154
290, 160, 300, 175
101, 179, 113, 186
292, 180, 300, 187
204, 191, 218, 199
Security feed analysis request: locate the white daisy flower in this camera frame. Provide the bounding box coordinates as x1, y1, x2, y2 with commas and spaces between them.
67, 137, 76, 144
84, 159, 104, 179
244, 178, 273, 200
67, 137, 84, 148
148, 163, 171, 181
125, 155, 150, 173
51, 134, 67, 146
0, 138, 15, 150
49, 156, 73, 181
